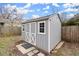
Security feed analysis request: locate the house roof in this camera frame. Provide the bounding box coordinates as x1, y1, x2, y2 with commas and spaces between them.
22, 13, 62, 24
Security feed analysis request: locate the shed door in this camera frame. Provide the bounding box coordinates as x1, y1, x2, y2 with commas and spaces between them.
25, 23, 30, 43
30, 22, 36, 45
25, 22, 36, 45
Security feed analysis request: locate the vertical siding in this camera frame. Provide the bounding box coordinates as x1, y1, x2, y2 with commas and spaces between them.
36, 20, 48, 51
50, 15, 61, 51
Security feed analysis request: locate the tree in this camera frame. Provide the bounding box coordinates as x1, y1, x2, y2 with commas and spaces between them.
0, 6, 23, 36
0, 6, 23, 26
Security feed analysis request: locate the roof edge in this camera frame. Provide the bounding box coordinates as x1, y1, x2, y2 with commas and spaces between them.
22, 14, 54, 24
22, 13, 62, 24
57, 13, 62, 23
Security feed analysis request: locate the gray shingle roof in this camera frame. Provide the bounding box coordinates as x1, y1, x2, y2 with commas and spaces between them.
22, 14, 62, 24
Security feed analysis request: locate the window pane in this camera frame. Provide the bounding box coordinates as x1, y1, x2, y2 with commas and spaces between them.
40, 28, 44, 33
40, 23, 44, 27
39, 22, 44, 33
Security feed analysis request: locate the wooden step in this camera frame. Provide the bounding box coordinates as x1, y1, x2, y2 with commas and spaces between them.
55, 41, 64, 50
51, 41, 64, 54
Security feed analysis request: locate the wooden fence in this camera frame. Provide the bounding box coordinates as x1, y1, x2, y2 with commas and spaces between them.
62, 26, 79, 42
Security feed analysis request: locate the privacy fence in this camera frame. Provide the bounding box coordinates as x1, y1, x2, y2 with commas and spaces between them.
62, 26, 79, 42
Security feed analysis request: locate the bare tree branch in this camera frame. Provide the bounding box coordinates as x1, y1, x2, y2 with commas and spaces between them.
0, 6, 23, 26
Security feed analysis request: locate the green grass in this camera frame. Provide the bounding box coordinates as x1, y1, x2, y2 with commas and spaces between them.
0, 36, 21, 56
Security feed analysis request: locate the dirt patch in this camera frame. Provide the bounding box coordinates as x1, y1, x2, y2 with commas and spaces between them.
51, 42, 79, 56
9, 45, 25, 56
11, 41, 79, 56
9, 40, 26, 56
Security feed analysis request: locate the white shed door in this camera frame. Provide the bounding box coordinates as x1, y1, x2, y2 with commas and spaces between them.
25, 22, 36, 45
25, 23, 30, 43
30, 22, 36, 45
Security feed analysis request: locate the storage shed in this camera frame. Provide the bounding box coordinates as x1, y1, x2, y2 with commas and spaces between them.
22, 14, 61, 53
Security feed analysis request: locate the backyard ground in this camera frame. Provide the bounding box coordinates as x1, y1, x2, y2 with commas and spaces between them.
0, 36, 79, 56
52, 42, 79, 56
0, 36, 21, 56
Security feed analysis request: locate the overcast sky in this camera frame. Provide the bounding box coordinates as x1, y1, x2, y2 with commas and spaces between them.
0, 3, 79, 20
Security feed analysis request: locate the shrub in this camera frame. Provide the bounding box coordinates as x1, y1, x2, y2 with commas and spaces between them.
62, 19, 79, 26
0, 26, 21, 37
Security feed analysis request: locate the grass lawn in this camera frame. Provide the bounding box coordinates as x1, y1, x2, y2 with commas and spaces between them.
0, 36, 21, 56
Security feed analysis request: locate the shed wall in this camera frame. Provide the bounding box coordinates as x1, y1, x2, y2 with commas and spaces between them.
50, 15, 61, 51
36, 20, 49, 52
22, 20, 49, 52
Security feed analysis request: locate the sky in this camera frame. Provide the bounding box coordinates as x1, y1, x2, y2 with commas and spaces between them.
0, 3, 79, 21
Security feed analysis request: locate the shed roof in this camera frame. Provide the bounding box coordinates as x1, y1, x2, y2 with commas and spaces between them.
22, 14, 62, 24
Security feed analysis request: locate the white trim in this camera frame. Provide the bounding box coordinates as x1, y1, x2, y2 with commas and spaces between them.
35, 22, 36, 45
29, 23, 31, 43
48, 19, 50, 53
38, 21, 46, 34
21, 24, 25, 41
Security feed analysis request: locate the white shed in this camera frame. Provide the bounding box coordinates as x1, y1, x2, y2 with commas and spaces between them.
22, 14, 61, 53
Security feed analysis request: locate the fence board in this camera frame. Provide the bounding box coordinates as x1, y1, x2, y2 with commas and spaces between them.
62, 26, 79, 42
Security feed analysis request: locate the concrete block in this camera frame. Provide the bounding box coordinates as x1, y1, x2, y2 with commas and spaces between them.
32, 49, 39, 54
27, 51, 34, 56
37, 52, 45, 56
16, 44, 35, 54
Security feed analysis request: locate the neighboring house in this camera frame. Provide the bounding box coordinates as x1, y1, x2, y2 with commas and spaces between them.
22, 14, 61, 53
